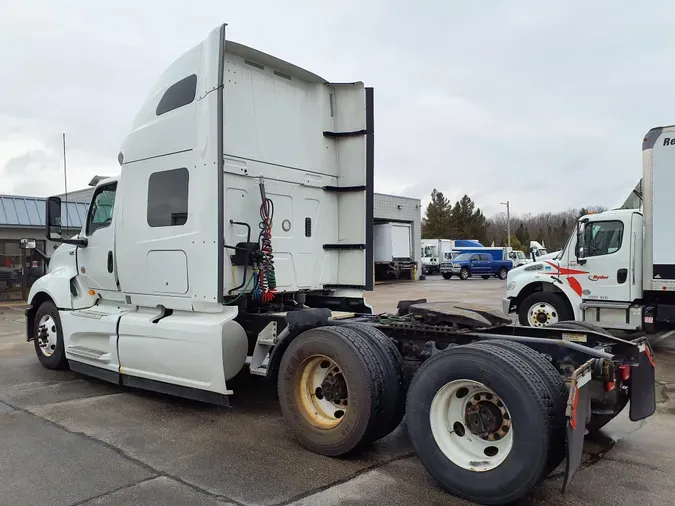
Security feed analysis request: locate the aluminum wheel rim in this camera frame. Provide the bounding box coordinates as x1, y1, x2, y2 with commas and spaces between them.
37, 314, 58, 357
430, 379, 513, 472
527, 302, 559, 327
295, 355, 348, 429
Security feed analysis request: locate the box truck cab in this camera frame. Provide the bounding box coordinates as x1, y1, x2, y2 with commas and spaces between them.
504, 125, 675, 338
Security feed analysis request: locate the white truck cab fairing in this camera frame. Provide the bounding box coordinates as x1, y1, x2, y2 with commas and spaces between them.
27, 24, 374, 404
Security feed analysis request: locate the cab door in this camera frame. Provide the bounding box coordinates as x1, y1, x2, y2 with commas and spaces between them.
77, 183, 119, 293
469, 254, 483, 274
574, 219, 632, 302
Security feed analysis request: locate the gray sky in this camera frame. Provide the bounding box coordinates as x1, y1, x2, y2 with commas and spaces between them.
1, 0, 673, 216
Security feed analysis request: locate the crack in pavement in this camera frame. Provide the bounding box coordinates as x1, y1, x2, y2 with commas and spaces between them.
68, 476, 160, 506
273, 453, 415, 506
4, 394, 409, 506
2, 398, 247, 506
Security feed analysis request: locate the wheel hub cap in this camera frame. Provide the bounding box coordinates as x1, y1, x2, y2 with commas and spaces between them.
429, 379, 514, 471
295, 355, 349, 429
37, 315, 58, 357
528, 303, 558, 327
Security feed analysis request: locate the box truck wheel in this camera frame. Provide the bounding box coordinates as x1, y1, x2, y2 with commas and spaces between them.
346, 323, 405, 440
459, 268, 470, 280
481, 275, 490, 280
33, 301, 68, 370
470, 340, 567, 476
406, 344, 554, 504
518, 292, 571, 327
277, 326, 387, 456
442, 273, 452, 280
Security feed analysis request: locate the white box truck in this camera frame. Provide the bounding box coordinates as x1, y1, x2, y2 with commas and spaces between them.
504, 124, 675, 342
19, 24, 656, 505
421, 238, 456, 275
374, 222, 415, 279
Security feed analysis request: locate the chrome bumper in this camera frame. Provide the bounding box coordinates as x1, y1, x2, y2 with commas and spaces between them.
502, 297, 512, 315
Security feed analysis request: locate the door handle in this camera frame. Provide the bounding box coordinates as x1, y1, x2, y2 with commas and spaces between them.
617, 268, 627, 284
107, 251, 113, 273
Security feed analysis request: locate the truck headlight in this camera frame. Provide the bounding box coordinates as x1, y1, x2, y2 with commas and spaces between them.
507, 281, 516, 291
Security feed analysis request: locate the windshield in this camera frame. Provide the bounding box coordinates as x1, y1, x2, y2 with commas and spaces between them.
453, 253, 472, 262
516, 251, 525, 259
422, 245, 438, 258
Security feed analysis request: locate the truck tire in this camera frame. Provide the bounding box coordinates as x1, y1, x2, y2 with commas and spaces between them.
442, 273, 452, 280
518, 292, 571, 327
498, 267, 508, 280
406, 344, 554, 504
277, 326, 387, 456
346, 323, 405, 440
470, 340, 567, 476
459, 268, 470, 280
33, 301, 68, 370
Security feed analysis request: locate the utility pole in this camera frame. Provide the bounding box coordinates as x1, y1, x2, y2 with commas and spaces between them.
500, 201, 511, 248
63, 133, 69, 236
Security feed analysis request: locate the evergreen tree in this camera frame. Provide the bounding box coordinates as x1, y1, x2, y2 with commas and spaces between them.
422, 189, 452, 238
450, 195, 487, 243
515, 222, 529, 246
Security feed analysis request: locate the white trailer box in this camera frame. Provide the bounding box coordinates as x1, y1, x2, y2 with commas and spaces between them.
374, 223, 414, 280
374, 223, 412, 261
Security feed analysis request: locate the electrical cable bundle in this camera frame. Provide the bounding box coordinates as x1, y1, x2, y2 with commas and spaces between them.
254, 178, 276, 302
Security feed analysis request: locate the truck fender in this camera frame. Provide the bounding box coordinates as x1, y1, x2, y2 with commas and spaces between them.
26, 267, 97, 340
266, 308, 332, 381
513, 278, 581, 320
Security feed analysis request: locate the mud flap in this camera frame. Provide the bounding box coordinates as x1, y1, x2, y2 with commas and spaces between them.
563, 360, 593, 493
629, 342, 656, 422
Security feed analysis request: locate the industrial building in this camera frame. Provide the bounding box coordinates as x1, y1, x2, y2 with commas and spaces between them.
373, 193, 422, 280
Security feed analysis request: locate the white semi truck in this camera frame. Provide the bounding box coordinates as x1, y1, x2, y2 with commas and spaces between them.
504, 125, 675, 338
20, 24, 656, 505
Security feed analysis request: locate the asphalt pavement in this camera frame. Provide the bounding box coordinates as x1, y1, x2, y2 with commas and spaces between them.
1, 276, 674, 505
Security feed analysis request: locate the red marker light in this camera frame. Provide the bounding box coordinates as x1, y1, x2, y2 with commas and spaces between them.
619, 365, 631, 381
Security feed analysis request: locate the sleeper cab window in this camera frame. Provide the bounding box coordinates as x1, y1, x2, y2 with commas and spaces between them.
147, 168, 189, 227
156, 74, 197, 116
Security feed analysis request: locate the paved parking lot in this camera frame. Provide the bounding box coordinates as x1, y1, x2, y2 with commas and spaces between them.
1, 276, 675, 505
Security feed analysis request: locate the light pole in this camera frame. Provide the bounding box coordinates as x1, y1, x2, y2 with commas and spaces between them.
500, 201, 511, 249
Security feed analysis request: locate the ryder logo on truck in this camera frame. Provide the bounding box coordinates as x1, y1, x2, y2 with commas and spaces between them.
588, 274, 609, 281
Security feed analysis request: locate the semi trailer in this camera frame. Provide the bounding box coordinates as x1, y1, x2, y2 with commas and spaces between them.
21, 24, 656, 505
504, 125, 675, 340
374, 222, 415, 279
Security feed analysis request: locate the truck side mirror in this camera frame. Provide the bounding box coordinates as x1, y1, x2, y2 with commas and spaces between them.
46, 196, 63, 241
575, 221, 587, 264
19, 238, 37, 250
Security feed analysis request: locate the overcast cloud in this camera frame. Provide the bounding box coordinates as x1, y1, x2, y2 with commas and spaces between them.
1, 0, 673, 216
